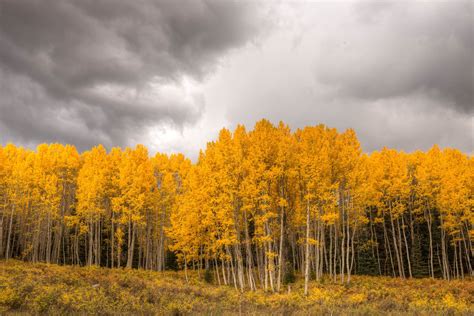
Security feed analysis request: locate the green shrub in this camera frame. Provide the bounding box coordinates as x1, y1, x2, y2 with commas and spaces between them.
204, 269, 213, 284
283, 264, 296, 285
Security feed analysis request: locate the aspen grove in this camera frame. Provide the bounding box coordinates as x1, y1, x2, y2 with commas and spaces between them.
0, 120, 472, 294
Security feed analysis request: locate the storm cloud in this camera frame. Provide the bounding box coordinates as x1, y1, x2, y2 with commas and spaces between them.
315, 0, 473, 114
0, 0, 472, 156
0, 0, 265, 149
203, 0, 472, 155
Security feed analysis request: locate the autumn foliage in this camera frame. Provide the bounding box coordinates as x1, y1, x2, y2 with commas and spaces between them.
0, 120, 472, 294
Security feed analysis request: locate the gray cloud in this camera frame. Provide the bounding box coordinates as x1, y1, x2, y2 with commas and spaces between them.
1, 0, 472, 157
315, 0, 473, 114
0, 0, 264, 150
204, 0, 472, 154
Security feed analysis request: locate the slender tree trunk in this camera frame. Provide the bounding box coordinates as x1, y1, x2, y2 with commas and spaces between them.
439, 214, 450, 280
243, 210, 256, 290
425, 202, 434, 278
304, 198, 310, 296
127, 222, 135, 268
389, 202, 404, 278
460, 227, 472, 276
277, 201, 285, 291
382, 211, 395, 277
111, 211, 114, 268
340, 189, 346, 283
184, 254, 189, 283
401, 215, 412, 278
5, 204, 15, 260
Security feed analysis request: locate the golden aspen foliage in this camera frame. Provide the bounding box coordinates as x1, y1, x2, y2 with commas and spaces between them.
0, 121, 472, 291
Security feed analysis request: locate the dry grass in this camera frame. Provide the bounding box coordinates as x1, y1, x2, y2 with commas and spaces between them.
0, 260, 472, 315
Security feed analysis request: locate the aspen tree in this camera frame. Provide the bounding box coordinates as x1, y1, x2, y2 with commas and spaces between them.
1, 121, 471, 284
77, 145, 109, 266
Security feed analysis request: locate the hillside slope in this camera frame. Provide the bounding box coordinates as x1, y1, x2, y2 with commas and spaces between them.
0, 260, 472, 315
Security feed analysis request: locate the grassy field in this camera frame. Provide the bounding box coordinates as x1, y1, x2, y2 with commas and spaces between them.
0, 260, 472, 315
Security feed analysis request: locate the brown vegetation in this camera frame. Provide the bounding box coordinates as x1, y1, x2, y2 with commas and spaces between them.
0, 260, 472, 315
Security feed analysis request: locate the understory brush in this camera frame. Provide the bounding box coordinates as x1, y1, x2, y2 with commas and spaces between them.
0, 260, 472, 315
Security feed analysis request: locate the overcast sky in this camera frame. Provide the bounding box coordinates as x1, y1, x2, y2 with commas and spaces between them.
0, 0, 472, 159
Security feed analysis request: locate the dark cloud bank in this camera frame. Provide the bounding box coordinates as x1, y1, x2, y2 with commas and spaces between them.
319, 0, 473, 114
223, 0, 473, 153
0, 0, 263, 149
0, 0, 472, 153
